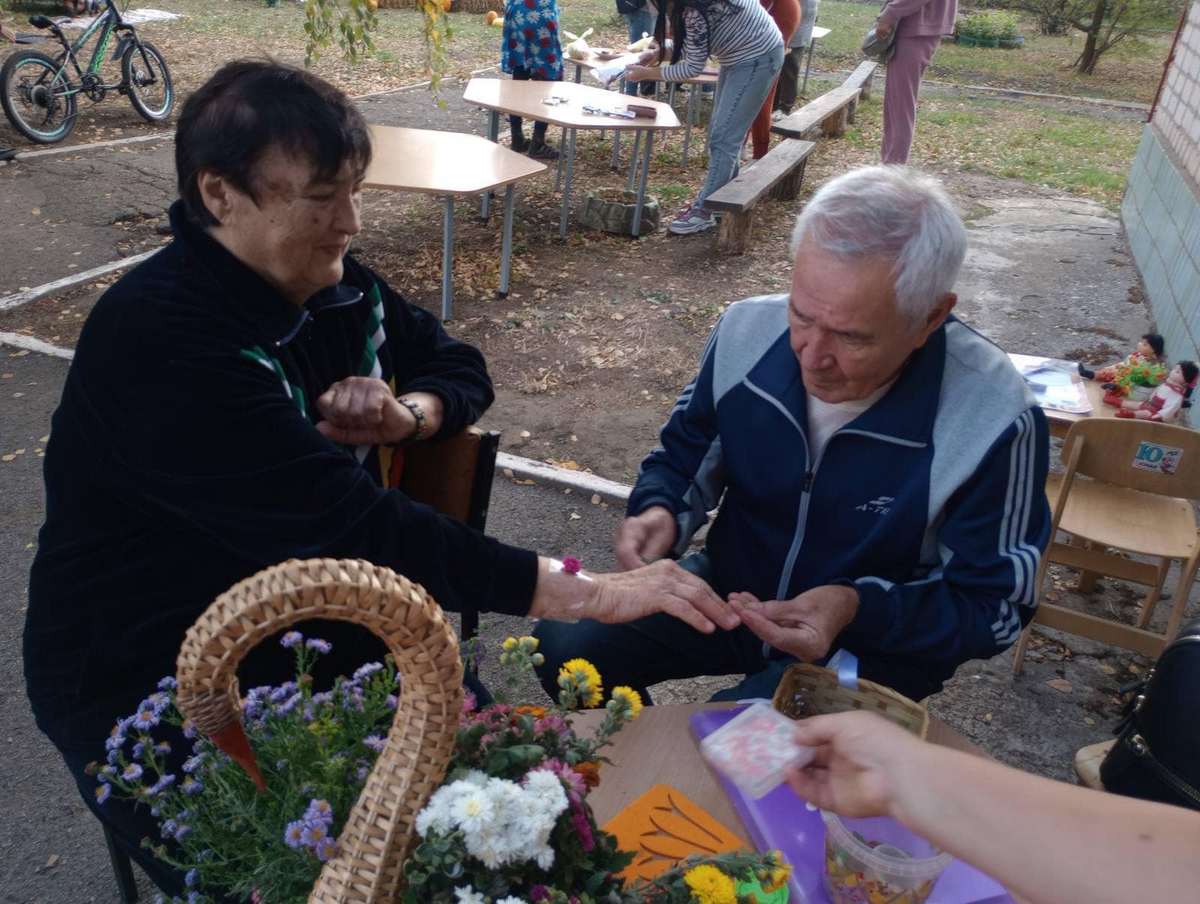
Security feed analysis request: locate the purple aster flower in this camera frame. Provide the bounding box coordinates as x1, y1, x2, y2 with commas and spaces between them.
161, 819, 177, 838
122, 764, 144, 782
385, 694, 398, 711
105, 730, 127, 752
283, 820, 306, 849
281, 631, 303, 649
188, 893, 201, 904
182, 755, 205, 774
149, 774, 176, 795
300, 821, 329, 846
276, 693, 302, 716
268, 682, 298, 704
182, 777, 204, 796
355, 764, 369, 782
174, 824, 192, 842
131, 742, 147, 760
106, 748, 121, 767
185, 868, 198, 888
305, 799, 334, 824
182, 719, 197, 740
363, 735, 386, 753
94, 784, 111, 804
147, 692, 170, 713
306, 638, 332, 654
155, 741, 171, 755
353, 663, 383, 681
157, 676, 177, 692
312, 692, 333, 707
131, 708, 160, 731
150, 805, 160, 818
98, 766, 116, 783
314, 837, 338, 862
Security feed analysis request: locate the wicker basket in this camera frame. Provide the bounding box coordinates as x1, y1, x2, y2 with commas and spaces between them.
771, 662, 930, 739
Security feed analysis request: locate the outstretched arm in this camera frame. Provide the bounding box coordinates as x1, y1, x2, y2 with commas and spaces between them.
787, 712, 1200, 904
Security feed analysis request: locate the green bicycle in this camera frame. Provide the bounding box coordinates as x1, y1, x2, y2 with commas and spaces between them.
1, 0, 174, 144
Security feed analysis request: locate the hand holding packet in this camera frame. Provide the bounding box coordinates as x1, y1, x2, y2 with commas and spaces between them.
700, 702, 817, 799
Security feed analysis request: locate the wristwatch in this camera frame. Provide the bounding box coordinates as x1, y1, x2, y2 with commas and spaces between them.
397, 397, 428, 441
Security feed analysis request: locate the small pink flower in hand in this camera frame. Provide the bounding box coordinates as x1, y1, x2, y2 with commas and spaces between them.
562, 556, 582, 575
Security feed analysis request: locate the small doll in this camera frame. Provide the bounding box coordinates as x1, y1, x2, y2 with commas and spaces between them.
1112, 361, 1199, 423
1078, 333, 1165, 383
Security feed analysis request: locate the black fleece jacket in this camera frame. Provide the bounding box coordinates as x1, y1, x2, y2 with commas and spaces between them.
24, 202, 537, 750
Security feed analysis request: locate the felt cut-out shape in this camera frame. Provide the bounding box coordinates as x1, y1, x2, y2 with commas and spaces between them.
603, 784, 745, 881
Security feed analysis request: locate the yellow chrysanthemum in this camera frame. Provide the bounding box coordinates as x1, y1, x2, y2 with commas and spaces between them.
558, 657, 604, 708
763, 862, 791, 893
502, 637, 518, 651
683, 863, 738, 904
610, 685, 644, 719
518, 635, 539, 652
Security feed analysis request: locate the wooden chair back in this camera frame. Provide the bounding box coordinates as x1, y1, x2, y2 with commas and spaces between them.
1061, 418, 1200, 499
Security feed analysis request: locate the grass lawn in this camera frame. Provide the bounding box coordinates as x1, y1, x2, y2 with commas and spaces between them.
810, 0, 1172, 104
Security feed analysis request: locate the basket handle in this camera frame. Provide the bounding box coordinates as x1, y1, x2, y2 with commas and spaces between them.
827, 648, 859, 689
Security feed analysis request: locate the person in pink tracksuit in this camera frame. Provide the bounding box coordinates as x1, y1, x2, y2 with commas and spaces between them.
874, 0, 956, 164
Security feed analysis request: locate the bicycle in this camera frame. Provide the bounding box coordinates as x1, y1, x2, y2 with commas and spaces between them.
0, 0, 174, 144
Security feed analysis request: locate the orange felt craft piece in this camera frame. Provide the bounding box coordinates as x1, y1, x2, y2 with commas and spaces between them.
603, 784, 745, 881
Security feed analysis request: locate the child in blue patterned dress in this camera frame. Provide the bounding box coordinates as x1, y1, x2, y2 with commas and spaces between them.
500, 0, 563, 159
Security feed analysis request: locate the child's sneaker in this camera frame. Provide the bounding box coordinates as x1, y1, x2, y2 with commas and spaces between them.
528, 141, 560, 160
669, 205, 716, 235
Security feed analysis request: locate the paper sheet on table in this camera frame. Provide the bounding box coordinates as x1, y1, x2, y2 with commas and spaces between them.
590, 54, 641, 87
1008, 353, 1093, 414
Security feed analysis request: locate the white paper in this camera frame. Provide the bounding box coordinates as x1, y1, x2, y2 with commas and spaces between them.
590, 54, 641, 87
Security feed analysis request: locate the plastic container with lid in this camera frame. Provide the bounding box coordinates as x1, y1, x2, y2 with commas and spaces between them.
821, 810, 952, 904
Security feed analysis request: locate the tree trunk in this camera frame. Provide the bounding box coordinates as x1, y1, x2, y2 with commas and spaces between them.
1075, 0, 1109, 74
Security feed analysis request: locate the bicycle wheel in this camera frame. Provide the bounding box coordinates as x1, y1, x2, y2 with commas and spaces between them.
0, 50, 77, 144
122, 42, 174, 122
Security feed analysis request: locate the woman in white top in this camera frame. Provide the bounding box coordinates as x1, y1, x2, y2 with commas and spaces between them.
626, 0, 783, 235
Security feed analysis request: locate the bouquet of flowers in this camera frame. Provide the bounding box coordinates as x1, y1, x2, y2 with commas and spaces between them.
92, 633, 790, 904
1113, 359, 1167, 395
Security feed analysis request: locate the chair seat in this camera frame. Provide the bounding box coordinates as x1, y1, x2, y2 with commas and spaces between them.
1074, 738, 1116, 790
1047, 473, 1198, 559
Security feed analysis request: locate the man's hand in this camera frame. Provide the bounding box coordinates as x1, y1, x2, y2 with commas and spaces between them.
614, 506, 678, 570
874, 18, 895, 40
530, 557, 738, 634
727, 584, 860, 661
315, 377, 415, 446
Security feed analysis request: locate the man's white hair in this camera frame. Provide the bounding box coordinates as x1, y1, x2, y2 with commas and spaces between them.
790, 165, 967, 325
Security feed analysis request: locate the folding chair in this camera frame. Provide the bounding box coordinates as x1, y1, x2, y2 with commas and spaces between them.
1012, 418, 1200, 672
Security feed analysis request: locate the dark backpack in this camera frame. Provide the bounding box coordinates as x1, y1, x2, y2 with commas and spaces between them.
615, 0, 648, 14
1100, 618, 1200, 810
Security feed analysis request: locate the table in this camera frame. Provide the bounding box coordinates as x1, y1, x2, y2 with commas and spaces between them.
802, 25, 832, 96
577, 702, 981, 844
569, 52, 720, 166
362, 125, 546, 321
463, 78, 682, 238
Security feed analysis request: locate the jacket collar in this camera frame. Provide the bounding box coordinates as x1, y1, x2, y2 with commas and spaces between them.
169, 201, 364, 349
745, 317, 950, 447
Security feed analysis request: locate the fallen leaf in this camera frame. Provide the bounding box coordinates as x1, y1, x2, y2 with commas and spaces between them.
1100, 663, 1117, 675
590, 494, 601, 505
502, 468, 515, 478
568, 512, 582, 520
519, 430, 532, 439
1, 455, 14, 462
1084, 717, 1096, 726
513, 478, 536, 486
45, 854, 59, 869
1046, 678, 1073, 693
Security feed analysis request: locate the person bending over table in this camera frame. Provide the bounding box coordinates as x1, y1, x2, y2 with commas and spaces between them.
22, 60, 728, 900
624, 0, 783, 235
789, 711, 1200, 904
536, 165, 1051, 704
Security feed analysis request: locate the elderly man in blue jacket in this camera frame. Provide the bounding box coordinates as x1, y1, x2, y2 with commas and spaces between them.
536, 165, 1051, 703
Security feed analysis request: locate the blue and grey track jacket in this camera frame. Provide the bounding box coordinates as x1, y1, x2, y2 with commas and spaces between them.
628, 295, 1052, 678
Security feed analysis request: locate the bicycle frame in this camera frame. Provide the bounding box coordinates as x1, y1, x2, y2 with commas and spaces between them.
48, 0, 137, 94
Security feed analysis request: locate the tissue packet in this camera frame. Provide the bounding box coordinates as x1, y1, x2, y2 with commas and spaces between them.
700, 702, 816, 799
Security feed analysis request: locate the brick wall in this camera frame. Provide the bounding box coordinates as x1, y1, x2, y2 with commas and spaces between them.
1122, 2, 1200, 365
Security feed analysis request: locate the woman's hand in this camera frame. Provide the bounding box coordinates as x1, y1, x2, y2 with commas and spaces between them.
785, 711, 926, 820
625, 65, 659, 84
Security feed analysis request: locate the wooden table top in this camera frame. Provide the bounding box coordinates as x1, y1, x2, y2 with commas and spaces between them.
463, 77, 682, 130
363, 125, 546, 196
576, 702, 980, 845
1043, 379, 1117, 438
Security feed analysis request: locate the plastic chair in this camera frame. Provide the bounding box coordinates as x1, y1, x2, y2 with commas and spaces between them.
1012, 418, 1200, 672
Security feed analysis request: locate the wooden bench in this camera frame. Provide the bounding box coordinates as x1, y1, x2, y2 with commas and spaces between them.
772, 61, 878, 140
705, 139, 816, 253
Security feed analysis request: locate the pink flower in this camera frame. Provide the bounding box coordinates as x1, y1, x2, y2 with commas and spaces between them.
462, 690, 477, 713
251, 891, 263, 904
530, 886, 551, 902
562, 556, 582, 575
570, 798, 595, 851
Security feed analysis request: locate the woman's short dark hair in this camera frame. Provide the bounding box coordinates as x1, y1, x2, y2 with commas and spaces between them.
175, 60, 372, 227
1142, 333, 1165, 358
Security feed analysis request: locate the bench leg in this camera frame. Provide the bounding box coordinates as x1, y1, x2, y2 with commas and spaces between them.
769, 158, 808, 202
717, 210, 754, 254
846, 98, 858, 125
821, 107, 848, 138
861, 73, 874, 102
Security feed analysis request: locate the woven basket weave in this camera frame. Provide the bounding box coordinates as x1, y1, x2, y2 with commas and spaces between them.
175, 558, 464, 903
771, 662, 929, 739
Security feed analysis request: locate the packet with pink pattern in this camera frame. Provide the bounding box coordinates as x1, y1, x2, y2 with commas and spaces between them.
699, 702, 816, 799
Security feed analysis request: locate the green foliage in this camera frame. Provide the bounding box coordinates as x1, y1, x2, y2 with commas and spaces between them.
959, 10, 1022, 41
303, 0, 378, 66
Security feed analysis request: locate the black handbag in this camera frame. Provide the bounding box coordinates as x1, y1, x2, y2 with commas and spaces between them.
1099, 618, 1200, 810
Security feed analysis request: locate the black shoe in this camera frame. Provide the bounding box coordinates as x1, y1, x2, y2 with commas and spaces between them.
638, 82, 656, 98
1077, 362, 1095, 380
510, 136, 529, 153
1102, 382, 1117, 391
528, 141, 559, 160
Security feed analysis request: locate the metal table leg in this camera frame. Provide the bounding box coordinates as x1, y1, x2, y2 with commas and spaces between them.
481, 110, 499, 220
802, 42, 815, 96
626, 129, 642, 192
682, 85, 699, 165
498, 184, 516, 298
631, 130, 654, 237
573, 63, 582, 84
558, 127, 577, 240
441, 196, 455, 321
611, 129, 622, 170
556, 126, 567, 191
